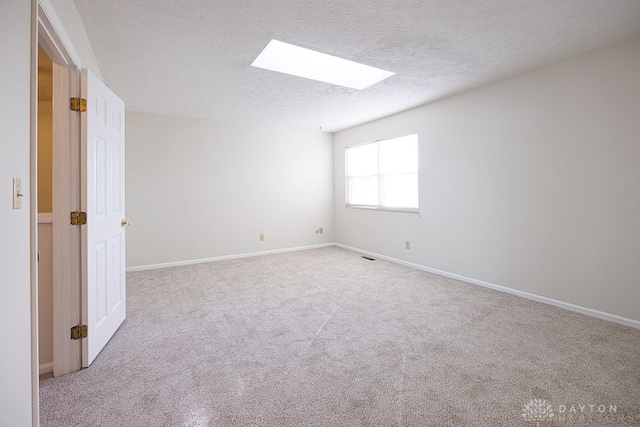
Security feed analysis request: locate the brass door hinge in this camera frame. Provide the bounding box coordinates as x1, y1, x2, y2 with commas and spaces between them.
70, 97, 87, 112
71, 325, 88, 340
70, 211, 87, 225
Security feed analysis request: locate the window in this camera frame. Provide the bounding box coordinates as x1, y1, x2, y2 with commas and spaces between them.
345, 133, 419, 212
251, 39, 394, 90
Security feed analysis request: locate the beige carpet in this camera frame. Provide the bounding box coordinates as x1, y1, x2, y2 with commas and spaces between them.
40, 247, 640, 426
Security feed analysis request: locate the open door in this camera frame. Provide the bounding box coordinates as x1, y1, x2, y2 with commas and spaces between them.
80, 69, 127, 367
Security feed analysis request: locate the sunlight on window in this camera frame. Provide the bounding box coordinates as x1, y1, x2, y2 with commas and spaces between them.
345, 134, 418, 212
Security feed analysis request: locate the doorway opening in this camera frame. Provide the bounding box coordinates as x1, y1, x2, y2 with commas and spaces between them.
37, 43, 55, 376
36, 0, 84, 382
35, 2, 128, 388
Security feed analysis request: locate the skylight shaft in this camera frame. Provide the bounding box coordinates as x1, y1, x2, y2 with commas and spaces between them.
251, 40, 394, 90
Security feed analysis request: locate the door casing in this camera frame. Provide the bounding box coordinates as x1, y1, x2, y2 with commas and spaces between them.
35, 0, 83, 380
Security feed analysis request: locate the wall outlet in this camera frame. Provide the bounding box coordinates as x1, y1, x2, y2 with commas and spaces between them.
319, 227, 323, 234
405, 240, 411, 250
259, 234, 264, 241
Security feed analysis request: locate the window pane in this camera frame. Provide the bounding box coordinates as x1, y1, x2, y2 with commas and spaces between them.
380, 173, 418, 209
378, 134, 418, 175
345, 133, 419, 211
347, 176, 378, 205
346, 143, 377, 176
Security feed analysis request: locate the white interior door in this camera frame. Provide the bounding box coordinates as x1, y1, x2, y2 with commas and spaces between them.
81, 69, 126, 367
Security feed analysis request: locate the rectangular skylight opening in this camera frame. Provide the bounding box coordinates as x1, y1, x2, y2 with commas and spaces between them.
251, 39, 394, 90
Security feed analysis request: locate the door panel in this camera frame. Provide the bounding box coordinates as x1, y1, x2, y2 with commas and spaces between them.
81, 69, 126, 367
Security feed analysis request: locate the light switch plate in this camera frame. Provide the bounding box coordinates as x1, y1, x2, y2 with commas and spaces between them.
13, 178, 22, 209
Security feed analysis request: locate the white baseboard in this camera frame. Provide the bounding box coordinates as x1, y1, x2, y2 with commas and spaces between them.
39, 362, 53, 375
125, 242, 639, 329
335, 244, 640, 330
126, 243, 335, 272
38, 212, 53, 224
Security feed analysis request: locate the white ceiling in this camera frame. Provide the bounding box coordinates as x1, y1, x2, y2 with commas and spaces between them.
74, 0, 640, 133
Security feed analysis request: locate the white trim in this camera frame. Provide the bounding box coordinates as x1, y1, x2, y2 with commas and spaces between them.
30, 2, 40, 425
335, 243, 640, 330
39, 362, 53, 375
37, 0, 81, 67
37, 0, 83, 379
345, 204, 419, 214
126, 243, 335, 272
127, 242, 640, 328
51, 63, 82, 377
38, 212, 53, 224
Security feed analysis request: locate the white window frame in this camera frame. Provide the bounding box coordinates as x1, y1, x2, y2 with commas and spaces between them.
345, 133, 419, 214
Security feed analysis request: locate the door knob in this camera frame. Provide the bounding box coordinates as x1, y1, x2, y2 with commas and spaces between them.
121, 219, 131, 227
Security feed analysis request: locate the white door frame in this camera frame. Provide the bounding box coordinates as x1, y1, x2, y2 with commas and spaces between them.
35, 0, 83, 379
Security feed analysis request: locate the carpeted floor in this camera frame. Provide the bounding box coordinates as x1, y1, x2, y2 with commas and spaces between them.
40, 247, 640, 426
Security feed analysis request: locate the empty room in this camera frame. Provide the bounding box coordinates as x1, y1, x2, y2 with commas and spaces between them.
2, 0, 640, 426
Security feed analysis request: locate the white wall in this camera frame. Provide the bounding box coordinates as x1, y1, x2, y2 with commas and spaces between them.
334, 36, 640, 323
0, 0, 35, 424
126, 112, 334, 268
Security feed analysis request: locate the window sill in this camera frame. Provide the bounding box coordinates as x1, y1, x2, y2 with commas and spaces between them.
345, 204, 419, 214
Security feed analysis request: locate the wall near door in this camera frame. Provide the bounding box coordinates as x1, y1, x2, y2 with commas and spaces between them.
333, 36, 640, 323
0, 0, 34, 423
0, 0, 107, 420
126, 112, 334, 268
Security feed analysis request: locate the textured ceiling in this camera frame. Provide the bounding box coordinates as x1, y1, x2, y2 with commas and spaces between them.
74, 0, 640, 133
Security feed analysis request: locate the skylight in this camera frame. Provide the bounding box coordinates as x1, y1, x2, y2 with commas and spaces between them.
251, 40, 394, 90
